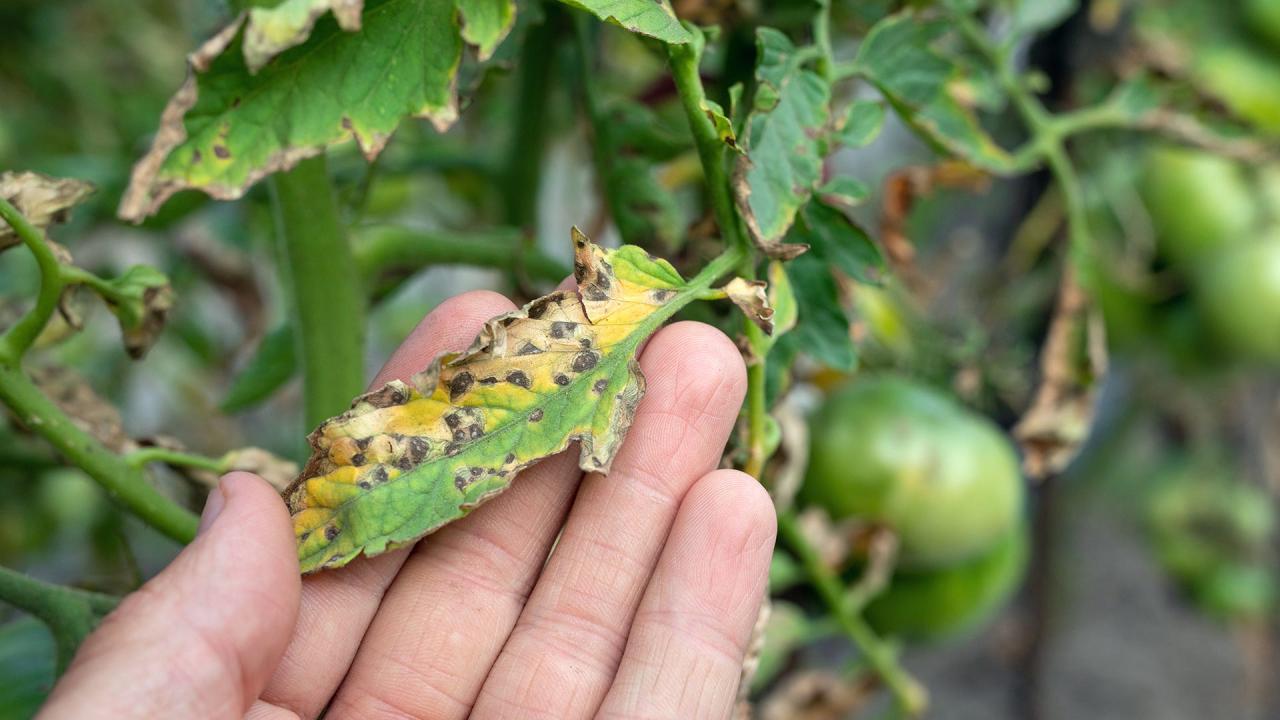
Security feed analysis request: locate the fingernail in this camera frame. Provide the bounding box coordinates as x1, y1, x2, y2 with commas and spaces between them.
198, 482, 227, 535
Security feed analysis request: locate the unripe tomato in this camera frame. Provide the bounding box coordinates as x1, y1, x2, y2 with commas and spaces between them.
1139, 147, 1257, 265
801, 376, 1024, 569
1194, 45, 1280, 134
864, 523, 1028, 641
1194, 234, 1280, 363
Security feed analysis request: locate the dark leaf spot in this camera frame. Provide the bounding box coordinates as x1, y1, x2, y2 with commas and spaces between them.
593, 378, 609, 394
554, 374, 570, 386
324, 525, 340, 541
351, 452, 366, 466
527, 297, 552, 319
479, 376, 499, 385
529, 408, 544, 422
213, 145, 231, 159
571, 351, 599, 373
518, 341, 543, 356
468, 424, 484, 439
506, 370, 531, 389
550, 321, 574, 339
444, 413, 461, 428
449, 372, 474, 401
505, 453, 516, 464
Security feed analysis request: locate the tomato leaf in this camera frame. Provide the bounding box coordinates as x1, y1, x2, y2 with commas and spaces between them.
836, 100, 886, 149
120, 0, 515, 221
239, 0, 364, 72
286, 229, 711, 572
852, 13, 1011, 172
552, 0, 691, 44
734, 28, 832, 259
784, 252, 856, 371
794, 199, 883, 284
0, 172, 94, 251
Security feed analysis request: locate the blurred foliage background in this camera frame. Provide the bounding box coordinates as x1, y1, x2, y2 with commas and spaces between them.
1, 0, 1278, 718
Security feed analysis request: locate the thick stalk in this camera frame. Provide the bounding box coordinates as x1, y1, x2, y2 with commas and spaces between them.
0, 363, 198, 542
0, 566, 118, 671
778, 511, 928, 715
271, 155, 366, 428
503, 6, 558, 231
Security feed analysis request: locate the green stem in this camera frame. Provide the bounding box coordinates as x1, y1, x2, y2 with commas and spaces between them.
503, 6, 558, 231
0, 363, 198, 542
271, 155, 366, 429
0, 566, 119, 671
124, 447, 226, 474
0, 197, 64, 363
572, 15, 633, 244
813, 0, 834, 81
742, 323, 769, 478
354, 225, 570, 293
778, 511, 928, 715
668, 33, 753, 263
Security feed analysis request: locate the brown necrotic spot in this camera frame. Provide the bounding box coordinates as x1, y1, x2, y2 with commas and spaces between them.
192, 149, 202, 163
506, 370, 531, 389
324, 525, 340, 541
518, 341, 543, 356
529, 408, 544, 422
444, 413, 461, 428
351, 452, 366, 466
452, 429, 467, 442
527, 296, 553, 319
369, 466, 389, 484
468, 424, 485, 439
550, 321, 575, 339
449, 372, 475, 401
553, 374, 570, 386
571, 351, 599, 372
408, 437, 430, 462
593, 378, 609, 394
213, 145, 231, 159
479, 376, 499, 386
505, 453, 516, 464
358, 480, 371, 489
365, 385, 409, 407
579, 338, 592, 348
582, 285, 608, 302
651, 289, 673, 302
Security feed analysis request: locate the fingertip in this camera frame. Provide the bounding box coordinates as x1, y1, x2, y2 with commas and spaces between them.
683, 469, 777, 551
639, 320, 748, 413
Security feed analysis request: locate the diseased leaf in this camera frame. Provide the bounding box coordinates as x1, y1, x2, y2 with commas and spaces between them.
241, 0, 363, 72
99, 266, 175, 359
853, 13, 1011, 171
120, 0, 465, 221
703, 98, 742, 152
553, 0, 691, 44
222, 447, 300, 492
457, 0, 518, 61
0, 172, 94, 251
286, 229, 708, 572
836, 100, 886, 149
734, 29, 831, 259
767, 261, 797, 340
724, 277, 773, 334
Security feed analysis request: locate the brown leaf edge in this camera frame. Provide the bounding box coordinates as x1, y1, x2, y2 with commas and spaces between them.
724, 277, 775, 334
730, 159, 810, 261
118, 12, 459, 222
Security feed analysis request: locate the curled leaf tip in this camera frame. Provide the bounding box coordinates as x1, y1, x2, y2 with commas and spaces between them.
724, 277, 774, 335
0, 172, 95, 250
285, 228, 696, 573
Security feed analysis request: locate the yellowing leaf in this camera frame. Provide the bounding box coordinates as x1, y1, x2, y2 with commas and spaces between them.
286, 229, 721, 573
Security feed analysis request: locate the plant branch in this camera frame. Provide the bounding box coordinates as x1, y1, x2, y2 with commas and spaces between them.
503, 8, 559, 231
270, 155, 366, 429
0, 566, 118, 671
813, 0, 835, 81
742, 324, 770, 478
778, 511, 928, 715
0, 197, 66, 363
124, 447, 226, 473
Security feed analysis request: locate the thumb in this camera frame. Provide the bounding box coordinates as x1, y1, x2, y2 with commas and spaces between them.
39, 472, 301, 720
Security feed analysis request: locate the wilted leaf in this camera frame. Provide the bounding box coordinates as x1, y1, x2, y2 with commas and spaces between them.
852, 13, 1011, 171
553, 0, 691, 44
1014, 268, 1107, 479
703, 98, 741, 152
0, 172, 94, 250
759, 670, 876, 720
735, 29, 831, 259
99, 267, 175, 359
120, 0, 467, 221
724, 277, 773, 335
30, 367, 130, 453
222, 325, 298, 413
286, 229, 710, 572
222, 447, 300, 492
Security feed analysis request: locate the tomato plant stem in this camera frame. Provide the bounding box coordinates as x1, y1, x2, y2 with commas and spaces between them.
0, 196, 63, 363
0, 362, 199, 543
777, 511, 929, 716
503, 7, 559, 232
270, 155, 366, 429
0, 566, 118, 671
124, 447, 226, 473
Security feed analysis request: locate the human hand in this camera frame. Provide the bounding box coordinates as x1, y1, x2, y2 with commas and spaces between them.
38, 290, 776, 720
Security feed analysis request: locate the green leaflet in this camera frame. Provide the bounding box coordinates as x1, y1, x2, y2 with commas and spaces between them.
457, 0, 517, 60
853, 13, 1012, 172
735, 28, 832, 258
837, 100, 886, 149
286, 230, 728, 573
553, 0, 691, 44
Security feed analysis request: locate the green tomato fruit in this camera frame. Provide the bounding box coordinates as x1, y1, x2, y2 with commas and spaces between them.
1140, 147, 1257, 266
864, 523, 1029, 642
802, 376, 1025, 569
1194, 235, 1280, 363
1245, 0, 1280, 53
1195, 45, 1280, 134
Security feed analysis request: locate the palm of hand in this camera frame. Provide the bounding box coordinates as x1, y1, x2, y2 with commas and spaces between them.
39, 290, 775, 720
